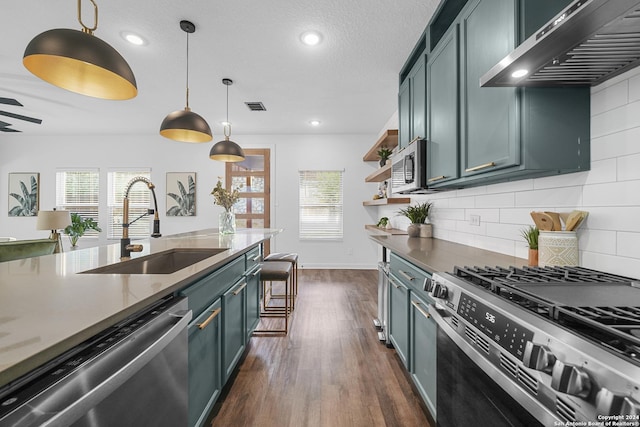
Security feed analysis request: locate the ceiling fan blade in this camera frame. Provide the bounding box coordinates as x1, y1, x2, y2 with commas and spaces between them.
0, 97, 23, 107
0, 110, 42, 124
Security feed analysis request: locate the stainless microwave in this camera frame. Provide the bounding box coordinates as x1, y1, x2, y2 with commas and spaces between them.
391, 138, 428, 194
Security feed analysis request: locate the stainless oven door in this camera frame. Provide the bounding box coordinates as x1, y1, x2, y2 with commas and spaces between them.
430, 304, 546, 427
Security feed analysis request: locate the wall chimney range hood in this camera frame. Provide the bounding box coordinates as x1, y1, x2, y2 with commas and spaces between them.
480, 0, 640, 87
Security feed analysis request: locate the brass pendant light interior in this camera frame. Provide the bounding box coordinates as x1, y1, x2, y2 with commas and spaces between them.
209, 78, 245, 162
159, 20, 212, 143
23, 0, 137, 100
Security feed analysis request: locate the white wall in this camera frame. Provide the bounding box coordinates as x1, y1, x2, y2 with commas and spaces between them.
376, 67, 640, 278
0, 133, 379, 269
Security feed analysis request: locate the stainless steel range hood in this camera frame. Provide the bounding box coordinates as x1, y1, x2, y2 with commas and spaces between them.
480, 0, 640, 87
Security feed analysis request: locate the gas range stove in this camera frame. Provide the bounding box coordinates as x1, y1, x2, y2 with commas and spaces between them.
427, 266, 640, 424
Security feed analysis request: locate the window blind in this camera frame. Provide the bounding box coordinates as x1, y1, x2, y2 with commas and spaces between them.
107, 170, 151, 239
56, 170, 100, 237
298, 170, 343, 240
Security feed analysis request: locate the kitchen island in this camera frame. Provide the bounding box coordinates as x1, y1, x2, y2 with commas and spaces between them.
0, 228, 280, 388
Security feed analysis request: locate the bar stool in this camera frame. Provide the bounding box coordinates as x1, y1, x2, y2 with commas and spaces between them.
254, 261, 293, 335
264, 252, 299, 309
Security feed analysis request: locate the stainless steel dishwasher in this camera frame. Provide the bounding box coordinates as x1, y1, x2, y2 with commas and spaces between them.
0, 295, 192, 427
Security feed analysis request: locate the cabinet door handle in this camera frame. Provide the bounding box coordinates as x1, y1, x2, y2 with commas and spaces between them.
198, 308, 221, 330
251, 267, 262, 277
252, 255, 262, 262
233, 282, 247, 296
398, 270, 415, 281
411, 300, 431, 319
408, 135, 423, 145
428, 175, 446, 183
465, 161, 495, 172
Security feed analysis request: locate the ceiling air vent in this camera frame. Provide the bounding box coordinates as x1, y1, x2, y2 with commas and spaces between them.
245, 102, 266, 111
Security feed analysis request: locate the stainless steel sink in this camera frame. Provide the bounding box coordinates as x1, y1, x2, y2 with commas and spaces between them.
80, 248, 228, 275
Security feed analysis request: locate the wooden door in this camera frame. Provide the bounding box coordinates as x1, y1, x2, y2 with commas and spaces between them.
225, 148, 271, 254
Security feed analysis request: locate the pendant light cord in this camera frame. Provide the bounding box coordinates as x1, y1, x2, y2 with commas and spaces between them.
224, 83, 231, 138
185, 30, 190, 109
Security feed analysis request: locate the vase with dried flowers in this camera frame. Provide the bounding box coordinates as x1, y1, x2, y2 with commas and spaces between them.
211, 178, 240, 234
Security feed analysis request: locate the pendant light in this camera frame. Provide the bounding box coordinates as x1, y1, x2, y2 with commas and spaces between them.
160, 20, 212, 143
23, 0, 137, 100
209, 79, 245, 162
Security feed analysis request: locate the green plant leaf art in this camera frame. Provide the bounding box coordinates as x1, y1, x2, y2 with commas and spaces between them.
166, 173, 196, 216
8, 174, 38, 217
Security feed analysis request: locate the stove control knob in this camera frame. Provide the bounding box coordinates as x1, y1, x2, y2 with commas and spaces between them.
424, 278, 435, 293
551, 361, 591, 398
621, 396, 640, 417
432, 283, 448, 299
522, 342, 556, 373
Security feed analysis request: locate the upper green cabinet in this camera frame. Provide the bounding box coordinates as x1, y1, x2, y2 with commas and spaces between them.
460, 0, 518, 177
398, 42, 428, 150
401, 0, 590, 190
427, 24, 459, 186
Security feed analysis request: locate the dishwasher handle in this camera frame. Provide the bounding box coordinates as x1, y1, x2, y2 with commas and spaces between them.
41, 308, 192, 427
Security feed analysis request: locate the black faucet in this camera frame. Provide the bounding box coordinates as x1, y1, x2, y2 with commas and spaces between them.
121, 177, 161, 259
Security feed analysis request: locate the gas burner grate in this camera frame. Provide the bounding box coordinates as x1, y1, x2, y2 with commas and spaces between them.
556, 306, 640, 365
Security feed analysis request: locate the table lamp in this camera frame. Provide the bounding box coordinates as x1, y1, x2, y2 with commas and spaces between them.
36, 209, 71, 253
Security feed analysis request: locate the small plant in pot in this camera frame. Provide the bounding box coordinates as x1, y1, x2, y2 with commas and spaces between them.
520, 225, 539, 266
398, 201, 433, 237
377, 147, 393, 167
64, 213, 102, 248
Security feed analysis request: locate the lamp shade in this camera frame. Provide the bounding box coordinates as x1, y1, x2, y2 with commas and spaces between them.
23, 28, 137, 100
160, 108, 213, 143
209, 137, 246, 162
36, 210, 71, 230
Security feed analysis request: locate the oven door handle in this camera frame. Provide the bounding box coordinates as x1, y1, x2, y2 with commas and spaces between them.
39, 309, 192, 427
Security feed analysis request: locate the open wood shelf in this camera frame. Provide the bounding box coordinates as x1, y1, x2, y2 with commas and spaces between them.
365, 163, 391, 182
365, 225, 408, 235
363, 129, 399, 161
363, 197, 410, 206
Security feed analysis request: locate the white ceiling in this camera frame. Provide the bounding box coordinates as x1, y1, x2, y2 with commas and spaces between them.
0, 0, 441, 137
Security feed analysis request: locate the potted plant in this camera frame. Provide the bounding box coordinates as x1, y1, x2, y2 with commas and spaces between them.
64, 213, 102, 248
377, 147, 393, 167
398, 201, 433, 237
376, 216, 391, 229
520, 226, 539, 266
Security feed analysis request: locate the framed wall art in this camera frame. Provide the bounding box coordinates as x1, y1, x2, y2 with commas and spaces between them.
166, 172, 196, 216
8, 172, 39, 217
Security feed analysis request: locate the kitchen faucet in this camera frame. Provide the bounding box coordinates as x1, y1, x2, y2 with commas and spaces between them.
121, 176, 161, 259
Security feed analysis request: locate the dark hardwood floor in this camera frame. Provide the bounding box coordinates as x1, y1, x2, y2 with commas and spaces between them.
209, 269, 433, 427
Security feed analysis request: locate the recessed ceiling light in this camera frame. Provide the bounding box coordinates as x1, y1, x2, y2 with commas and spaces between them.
512, 69, 528, 78
309, 120, 321, 126
122, 32, 146, 46
301, 31, 322, 46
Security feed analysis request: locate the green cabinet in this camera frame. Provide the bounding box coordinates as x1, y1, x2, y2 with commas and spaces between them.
427, 23, 459, 186
410, 292, 437, 418
222, 278, 247, 383
188, 298, 222, 427
389, 273, 410, 368
245, 265, 261, 336
399, 51, 428, 150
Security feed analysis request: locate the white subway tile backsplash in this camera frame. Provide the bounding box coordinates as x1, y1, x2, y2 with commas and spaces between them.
617, 154, 640, 181
486, 222, 524, 242
583, 181, 640, 207
591, 79, 628, 116
581, 252, 640, 278
578, 229, 616, 255
591, 100, 640, 138
515, 187, 582, 207
449, 196, 476, 209
591, 126, 640, 160
628, 72, 640, 103
465, 208, 500, 223
582, 207, 640, 232
534, 171, 588, 190
475, 192, 515, 208
456, 186, 487, 197
583, 159, 617, 185
617, 232, 640, 259
499, 208, 538, 225
433, 208, 465, 221
456, 220, 487, 236
484, 179, 533, 194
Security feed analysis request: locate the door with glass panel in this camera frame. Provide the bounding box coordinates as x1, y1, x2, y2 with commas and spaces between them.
226, 149, 271, 254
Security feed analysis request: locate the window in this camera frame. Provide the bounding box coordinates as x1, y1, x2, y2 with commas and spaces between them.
107, 170, 151, 239
56, 170, 100, 237
298, 170, 343, 240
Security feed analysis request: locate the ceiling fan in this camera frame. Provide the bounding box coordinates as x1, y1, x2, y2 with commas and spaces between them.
0, 97, 42, 132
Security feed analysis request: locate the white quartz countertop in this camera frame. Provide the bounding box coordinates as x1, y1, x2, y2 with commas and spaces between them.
0, 228, 280, 387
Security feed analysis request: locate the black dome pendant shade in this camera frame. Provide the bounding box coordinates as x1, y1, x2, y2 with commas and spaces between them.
160, 20, 212, 143
210, 79, 245, 162
23, 0, 137, 100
